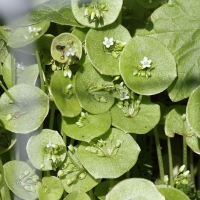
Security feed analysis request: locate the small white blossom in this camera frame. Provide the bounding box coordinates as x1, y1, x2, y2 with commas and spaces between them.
64, 68, 72, 78
65, 46, 76, 57
28, 26, 42, 34
141, 56, 152, 69
46, 141, 53, 148
103, 37, 114, 48
119, 82, 129, 100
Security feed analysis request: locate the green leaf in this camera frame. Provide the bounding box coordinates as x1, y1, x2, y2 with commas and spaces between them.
50, 71, 82, 117
120, 36, 177, 95
157, 185, 190, 200
71, 27, 89, 43
59, 147, 100, 193
74, 63, 115, 114
11, 0, 82, 27
71, 0, 123, 28
106, 178, 165, 200
7, 21, 50, 48
16, 64, 39, 86
147, 0, 200, 101
36, 176, 64, 200
51, 33, 82, 64
165, 106, 186, 138
136, 0, 162, 9
187, 85, 200, 136
0, 84, 49, 134
85, 23, 131, 75
77, 128, 140, 179
26, 129, 66, 171
63, 191, 91, 200
62, 111, 111, 142
110, 96, 160, 134
3, 160, 39, 200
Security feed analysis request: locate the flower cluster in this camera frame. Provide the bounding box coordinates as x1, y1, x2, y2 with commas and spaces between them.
17, 170, 39, 193
76, 112, 89, 127
28, 26, 42, 37
86, 135, 122, 157
133, 56, 154, 78
103, 37, 126, 58
84, 2, 108, 22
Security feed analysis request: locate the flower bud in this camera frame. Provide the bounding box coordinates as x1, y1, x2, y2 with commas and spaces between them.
164, 175, 169, 184
79, 173, 86, 180
183, 170, 190, 177
179, 165, 185, 173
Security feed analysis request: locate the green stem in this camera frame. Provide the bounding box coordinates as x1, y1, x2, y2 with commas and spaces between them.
69, 138, 74, 146
109, 179, 115, 188
189, 149, 194, 184
117, 9, 122, 24
14, 137, 20, 161
0, 81, 17, 104
0, 157, 11, 200
10, 51, 15, 86
183, 137, 187, 169
49, 102, 56, 130
126, 171, 130, 178
44, 171, 50, 177
35, 49, 45, 91
167, 137, 173, 186
66, 151, 83, 172
153, 127, 164, 182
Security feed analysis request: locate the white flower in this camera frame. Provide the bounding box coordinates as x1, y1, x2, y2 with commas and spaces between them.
46, 141, 53, 148
119, 82, 130, 100
65, 46, 76, 57
28, 26, 41, 34
141, 56, 152, 69
103, 37, 114, 48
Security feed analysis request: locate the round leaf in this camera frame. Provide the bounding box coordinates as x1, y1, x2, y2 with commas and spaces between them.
26, 129, 66, 171
0, 84, 49, 134
59, 148, 100, 193
120, 36, 177, 95
106, 178, 165, 200
51, 33, 82, 64
74, 63, 115, 114
7, 21, 50, 48
77, 128, 140, 179
50, 71, 81, 117
37, 176, 64, 200
71, 0, 123, 28
63, 191, 91, 200
62, 111, 111, 142
85, 23, 131, 75
185, 133, 200, 154
187, 85, 200, 136
3, 160, 38, 200
157, 185, 190, 200
110, 97, 160, 134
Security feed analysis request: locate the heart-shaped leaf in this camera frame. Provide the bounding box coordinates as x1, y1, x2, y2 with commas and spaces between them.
71, 0, 123, 28
63, 191, 91, 200
62, 111, 111, 142
146, 0, 200, 101
51, 33, 82, 64
85, 23, 131, 75
59, 147, 100, 193
26, 129, 66, 171
74, 63, 115, 114
110, 96, 160, 134
36, 176, 64, 200
0, 84, 49, 134
157, 185, 190, 200
50, 71, 81, 117
106, 178, 165, 200
7, 21, 50, 48
3, 160, 39, 200
77, 128, 140, 179
120, 36, 177, 95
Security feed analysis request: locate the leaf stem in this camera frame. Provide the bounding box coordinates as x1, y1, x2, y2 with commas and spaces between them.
153, 127, 164, 182
35, 49, 45, 91
0, 81, 17, 104
167, 137, 173, 186
183, 137, 187, 169
49, 102, 56, 130
189, 148, 194, 184
0, 157, 11, 200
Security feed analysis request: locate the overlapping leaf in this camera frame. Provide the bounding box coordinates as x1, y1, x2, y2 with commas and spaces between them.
147, 0, 200, 101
